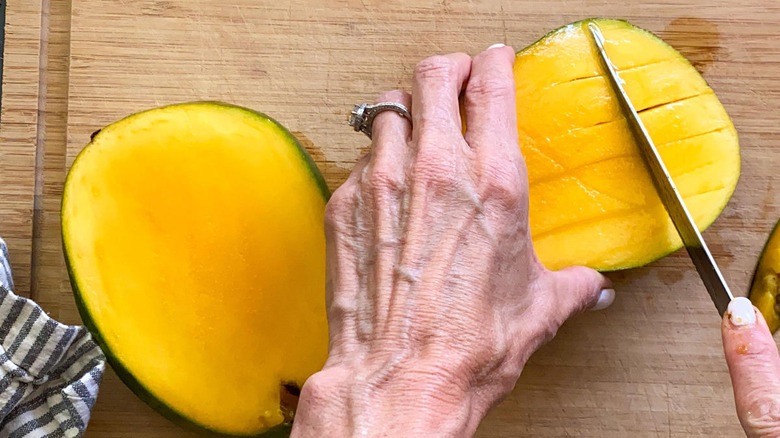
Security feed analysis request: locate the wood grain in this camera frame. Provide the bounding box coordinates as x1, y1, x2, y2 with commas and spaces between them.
2, 0, 779, 436
0, 0, 43, 297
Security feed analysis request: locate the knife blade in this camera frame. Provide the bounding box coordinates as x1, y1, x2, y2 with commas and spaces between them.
587, 22, 734, 316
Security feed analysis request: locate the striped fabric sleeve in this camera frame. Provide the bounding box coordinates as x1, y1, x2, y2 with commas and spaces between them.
0, 238, 106, 437
0, 238, 12, 292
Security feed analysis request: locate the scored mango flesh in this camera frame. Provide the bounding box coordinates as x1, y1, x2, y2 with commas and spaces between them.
749, 220, 780, 333
62, 103, 329, 435
514, 19, 739, 271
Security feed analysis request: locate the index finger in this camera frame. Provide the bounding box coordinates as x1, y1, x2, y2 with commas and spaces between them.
722, 297, 780, 435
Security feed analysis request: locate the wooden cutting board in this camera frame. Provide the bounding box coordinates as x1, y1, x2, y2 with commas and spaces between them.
2, 0, 779, 436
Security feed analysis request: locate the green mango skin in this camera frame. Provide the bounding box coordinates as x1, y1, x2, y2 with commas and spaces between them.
749, 219, 780, 333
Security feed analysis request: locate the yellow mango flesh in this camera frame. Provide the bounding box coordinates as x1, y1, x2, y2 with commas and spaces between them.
749, 221, 780, 333
515, 19, 739, 270
62, 103, 328, 435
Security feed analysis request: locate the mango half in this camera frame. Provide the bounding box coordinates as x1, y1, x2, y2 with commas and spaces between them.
515, 19, 740, 271
62, 102, 329, 436
749, 220, 780, 333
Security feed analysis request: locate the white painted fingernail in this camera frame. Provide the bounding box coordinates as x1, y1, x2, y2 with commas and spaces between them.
590, 288, 615, 311
727, 297, 756, 327
488, 43, 506, 49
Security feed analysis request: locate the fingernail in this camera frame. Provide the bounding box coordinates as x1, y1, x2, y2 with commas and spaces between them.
488, 43, 506, 49
591, 288, 615, 311
727, 297, 756, 327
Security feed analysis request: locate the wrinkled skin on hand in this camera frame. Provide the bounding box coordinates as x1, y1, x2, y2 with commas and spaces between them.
291, 47, 612, 437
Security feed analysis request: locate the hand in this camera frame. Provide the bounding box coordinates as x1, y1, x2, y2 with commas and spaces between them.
723, 297, 780, 437
291, 45, 615, 438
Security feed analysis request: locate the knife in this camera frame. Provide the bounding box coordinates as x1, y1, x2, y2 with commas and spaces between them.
587, 22, 734, 316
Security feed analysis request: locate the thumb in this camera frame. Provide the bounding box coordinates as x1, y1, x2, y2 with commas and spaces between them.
722, 297, 780, 437
547, 266, 615, 318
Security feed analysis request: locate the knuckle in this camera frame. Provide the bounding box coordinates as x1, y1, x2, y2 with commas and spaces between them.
480, 162, 524, 207
299, 370, 342, 405
413, 153, 458, 187
299, 371, 326, 401
324, 184, 356, 227
740, 392, 780, 436
327, 294, 357, 322
414, 56, 456, 81
367, 167, 404, 195
466, 74, 513, 102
